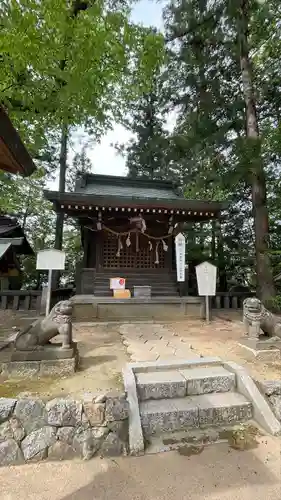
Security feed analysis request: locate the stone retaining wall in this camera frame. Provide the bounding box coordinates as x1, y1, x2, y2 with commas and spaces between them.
0, 392, 129, 466
257, 380, 281, 422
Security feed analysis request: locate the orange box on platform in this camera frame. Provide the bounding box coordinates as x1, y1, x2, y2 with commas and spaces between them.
113, 289, 131, 299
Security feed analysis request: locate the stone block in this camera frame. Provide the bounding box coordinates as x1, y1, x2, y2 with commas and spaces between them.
46, 399, 82, 427
0, 439, 24, 466
0, 398, 17, 423
172, 399, 199, 430
237, 342, 280, 361
11, 345, 76, 362
196, 393, 253, 426
107, 420, 128, 442
83, 402, 105, 426
73, 427, 108, 460
47, 441, 77, 461
100, 432, 123, 457
95, 394, 107, 404
105, 393, 129, 422
136, 371, 187, 401
14, 399, 47, 434
21, 426, 57, 461
269, 395, 281, 421
0, 417, 25, 443
6, 361, 40, 377
57, 426, 75, 445
180, 367, 236, 396
140, 399, 198, 436
258, 380, 281, 396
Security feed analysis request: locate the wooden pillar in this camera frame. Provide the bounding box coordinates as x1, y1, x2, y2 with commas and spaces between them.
216, 218, 227, 292
211, 220, 216, 261
83, 227, 89, 268
165, 237, 173, 269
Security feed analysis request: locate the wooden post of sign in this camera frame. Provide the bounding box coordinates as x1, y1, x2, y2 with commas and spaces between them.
205, 296, 210, 322
46, 269, 52, 317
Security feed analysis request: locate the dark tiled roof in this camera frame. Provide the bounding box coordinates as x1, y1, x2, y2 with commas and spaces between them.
75, 173, 180, 200
77, 183, 180, 200
0, 216, 33, 255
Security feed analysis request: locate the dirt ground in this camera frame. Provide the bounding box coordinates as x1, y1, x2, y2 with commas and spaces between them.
1, 436, 280, 500
0, 322, 129, 400
0, 311, 280, 400
169, 313, 281, 381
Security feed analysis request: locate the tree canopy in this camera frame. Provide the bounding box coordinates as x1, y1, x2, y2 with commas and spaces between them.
2, 0, 281, 303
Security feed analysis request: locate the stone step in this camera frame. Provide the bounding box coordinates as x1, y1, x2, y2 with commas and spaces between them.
140, 392, 253, 437
136, 366, 236, 401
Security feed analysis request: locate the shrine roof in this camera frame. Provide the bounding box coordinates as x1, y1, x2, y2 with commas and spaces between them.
0, 216, 33, 255
44, 173, 227, 217
0, 106, 36, 177
74, 173, 180, 200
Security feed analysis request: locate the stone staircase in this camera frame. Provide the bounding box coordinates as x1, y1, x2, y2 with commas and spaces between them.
124, 358, 281, 455
135, 366, 253, 440
93, 270, 179, 297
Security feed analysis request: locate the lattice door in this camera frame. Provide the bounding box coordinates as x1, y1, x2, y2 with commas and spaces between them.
102, 232, 165, 268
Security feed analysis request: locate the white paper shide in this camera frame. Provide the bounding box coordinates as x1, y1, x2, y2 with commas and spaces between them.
175, 233, 185, 282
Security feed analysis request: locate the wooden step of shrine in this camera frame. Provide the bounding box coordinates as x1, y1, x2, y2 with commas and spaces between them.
93, 270, 179, 297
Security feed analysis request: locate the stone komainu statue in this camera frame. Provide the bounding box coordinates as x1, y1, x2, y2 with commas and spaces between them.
14, 300, 73, 351
243, 297, 281, 339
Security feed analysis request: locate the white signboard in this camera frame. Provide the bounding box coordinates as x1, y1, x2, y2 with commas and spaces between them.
196, 261, 217, 296
36, 249, 66, 271
196, 261, 217, 323
110, 277, 125, 290
175, 233, 185, 282
36, 249, 66, 317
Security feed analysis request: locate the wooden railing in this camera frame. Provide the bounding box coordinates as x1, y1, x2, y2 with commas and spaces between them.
0, 288, 255, 313
0, 290, 42, 312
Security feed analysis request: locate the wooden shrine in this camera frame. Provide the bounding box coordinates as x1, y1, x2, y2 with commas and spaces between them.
45, 173, 227, 301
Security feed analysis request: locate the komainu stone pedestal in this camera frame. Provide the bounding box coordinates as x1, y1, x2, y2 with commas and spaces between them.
238, 337, 281, 361
0, 300, 79, 378
0, 343, 79, 378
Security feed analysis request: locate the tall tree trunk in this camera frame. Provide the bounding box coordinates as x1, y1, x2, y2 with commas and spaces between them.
211, 220, 216, 260
54, 124, 68, 250
216, 219, 227, 292
52, 124, 68, 289
237, 0, 275, 302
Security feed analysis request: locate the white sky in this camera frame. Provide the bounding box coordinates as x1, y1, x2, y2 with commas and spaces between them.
66, 0, 166, 184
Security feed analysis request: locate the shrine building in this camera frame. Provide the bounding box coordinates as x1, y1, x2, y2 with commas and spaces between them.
45, 173, 226, 320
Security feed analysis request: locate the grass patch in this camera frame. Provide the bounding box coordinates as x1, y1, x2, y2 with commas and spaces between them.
0, 377, 57, 398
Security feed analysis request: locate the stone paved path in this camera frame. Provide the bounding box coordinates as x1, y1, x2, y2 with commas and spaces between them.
119, 323, 199, 362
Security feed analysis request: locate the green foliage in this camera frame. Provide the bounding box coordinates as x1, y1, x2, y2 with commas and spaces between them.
1, 0, 165, 147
